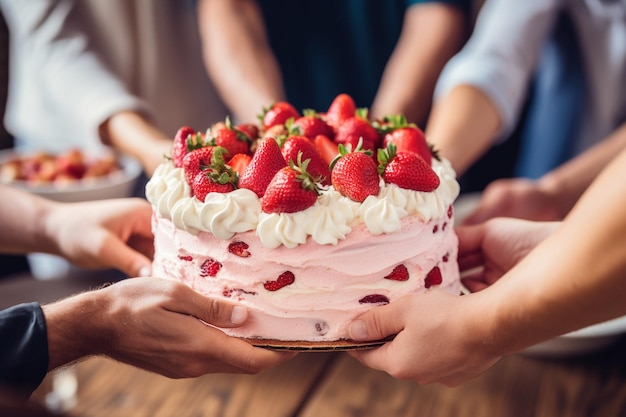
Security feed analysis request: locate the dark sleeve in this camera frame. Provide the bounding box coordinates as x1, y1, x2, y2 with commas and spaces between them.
0, 302, 49, 397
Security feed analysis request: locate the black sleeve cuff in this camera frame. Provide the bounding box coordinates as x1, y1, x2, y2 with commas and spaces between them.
0, 302, 49, 397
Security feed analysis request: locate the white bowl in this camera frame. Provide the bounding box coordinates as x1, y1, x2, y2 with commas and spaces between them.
0, 149, 143, 203
521, 315, 626, 357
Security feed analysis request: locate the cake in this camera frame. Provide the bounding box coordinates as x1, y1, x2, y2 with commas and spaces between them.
146, 94, 461, 346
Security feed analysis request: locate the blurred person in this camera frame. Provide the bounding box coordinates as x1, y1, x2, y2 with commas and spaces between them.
426, 0, 626, 201
347, 145, 626, 386
0, 0, 229, 176
463, 121, 626, 224
0, 185, 293, 399
198, 0, 471, 127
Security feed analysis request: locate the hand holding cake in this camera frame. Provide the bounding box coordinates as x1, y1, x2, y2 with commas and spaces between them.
0, 185, 294, 397
348, 148, 626, 386
42, 277, 294, 377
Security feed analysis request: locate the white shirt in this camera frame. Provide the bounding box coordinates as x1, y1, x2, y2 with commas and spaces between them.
435, 0, 626, 155
0, 0, 229, 153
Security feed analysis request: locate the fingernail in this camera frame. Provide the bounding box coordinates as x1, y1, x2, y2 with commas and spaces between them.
138, 265, 152, 277
349, 320, 368, 340
230, 306, 247, 325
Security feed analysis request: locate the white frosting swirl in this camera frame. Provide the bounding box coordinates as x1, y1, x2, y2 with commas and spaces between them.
145, 156, 460, 247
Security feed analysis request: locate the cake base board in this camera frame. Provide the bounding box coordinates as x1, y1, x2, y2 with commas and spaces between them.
242, 336, 394, 352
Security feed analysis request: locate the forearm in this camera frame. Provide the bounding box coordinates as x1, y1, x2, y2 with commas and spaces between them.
42, 290, 109, 371
198, 0, 284, 123
370, 4, 466, 126
0, 186, 60, 255
100, 111, 172, 176
485, 148, 626, 354
426, 85, 501, 175
537, 122, 626, 217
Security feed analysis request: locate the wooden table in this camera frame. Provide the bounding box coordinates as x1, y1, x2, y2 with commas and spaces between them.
28, 337, 626, 417
3, 273, 626, 417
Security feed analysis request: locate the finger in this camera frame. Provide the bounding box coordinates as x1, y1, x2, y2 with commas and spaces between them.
164, 282, 249, 328
455, 225, 485, 257
194, 329, 297, 374
461, 277, 489, 293
99, 233, 153, 277
348, 339, 401, 374
348, 299, 408, 342
217, 340, 297, 373
457, 252, 484, 273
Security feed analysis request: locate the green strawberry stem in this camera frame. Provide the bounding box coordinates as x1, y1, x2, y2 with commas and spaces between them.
205, 147, 238, 186
377, 143, 397, 175
291, 152, 322, 195
329, 137, 371, 171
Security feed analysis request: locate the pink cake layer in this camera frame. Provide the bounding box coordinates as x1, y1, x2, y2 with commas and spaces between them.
152, 213, 460, 342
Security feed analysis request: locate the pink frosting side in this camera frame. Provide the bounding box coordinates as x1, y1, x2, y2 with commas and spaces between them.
152, 213, 460, 342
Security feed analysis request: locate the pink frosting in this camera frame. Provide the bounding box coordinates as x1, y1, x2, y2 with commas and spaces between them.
152, 213, 460, 342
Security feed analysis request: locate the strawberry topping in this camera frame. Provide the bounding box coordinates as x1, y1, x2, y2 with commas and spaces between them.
384, 264, 409, 281
263, 271, 295, 291
200, 258, 222, 277
424, 266, 442, 288
228, 241, 251, 257
359, 294, 390, 304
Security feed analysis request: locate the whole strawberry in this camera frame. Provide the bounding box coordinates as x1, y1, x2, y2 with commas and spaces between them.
172, 126, 206, 168
235, 122, 260, 143
239, 137, 286, 198
209, 116, 252, 161
182, 146, 214, 186
281, 136, 331, 186
330, 141, 379, 202
313, 134, 339, 165
379, 114, 432, 165
291, 109, 334, 140
325, 93, 356, 128
190, 147, 238, 201
378, 144, 440, 192
260, 101, 300, 131
192, 171, 236, 201
227, 153, 252, 178
334, 109, 380, 153
261, 153, 321, 214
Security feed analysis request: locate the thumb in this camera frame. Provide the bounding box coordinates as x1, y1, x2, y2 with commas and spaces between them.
178, 285, 248, 328
348, 300, 406, 342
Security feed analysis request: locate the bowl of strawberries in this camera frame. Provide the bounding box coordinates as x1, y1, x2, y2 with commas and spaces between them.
0, 147, 142, 203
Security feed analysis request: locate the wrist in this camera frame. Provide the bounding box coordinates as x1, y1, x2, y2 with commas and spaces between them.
36, 199, 65, 256
536, 174, 571, 219
42, 289, 109, 370
100, 111, 172, 175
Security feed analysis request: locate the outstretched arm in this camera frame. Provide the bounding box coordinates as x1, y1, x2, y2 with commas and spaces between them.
370, 2, 467, 126
0, 185, 153, 277
463, 121, 626, 224
197, 0, 284, 123
426, 0, 560, 175
347, 147, 626, 386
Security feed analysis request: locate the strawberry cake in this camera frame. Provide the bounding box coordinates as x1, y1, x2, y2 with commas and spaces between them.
146, 94, 461, 347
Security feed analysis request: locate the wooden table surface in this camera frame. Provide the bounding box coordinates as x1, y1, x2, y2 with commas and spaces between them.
2, 272, 625, 417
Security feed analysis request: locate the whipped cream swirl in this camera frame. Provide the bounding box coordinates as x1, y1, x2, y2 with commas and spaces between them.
145, 157, 460, 247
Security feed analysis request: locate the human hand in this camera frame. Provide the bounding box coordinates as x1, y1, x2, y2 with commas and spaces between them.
457, 218, 559, 292
45, 198, 154, 277
347, 291, 499, 386
44, 278, 296, 376
462, 178, 565, 225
